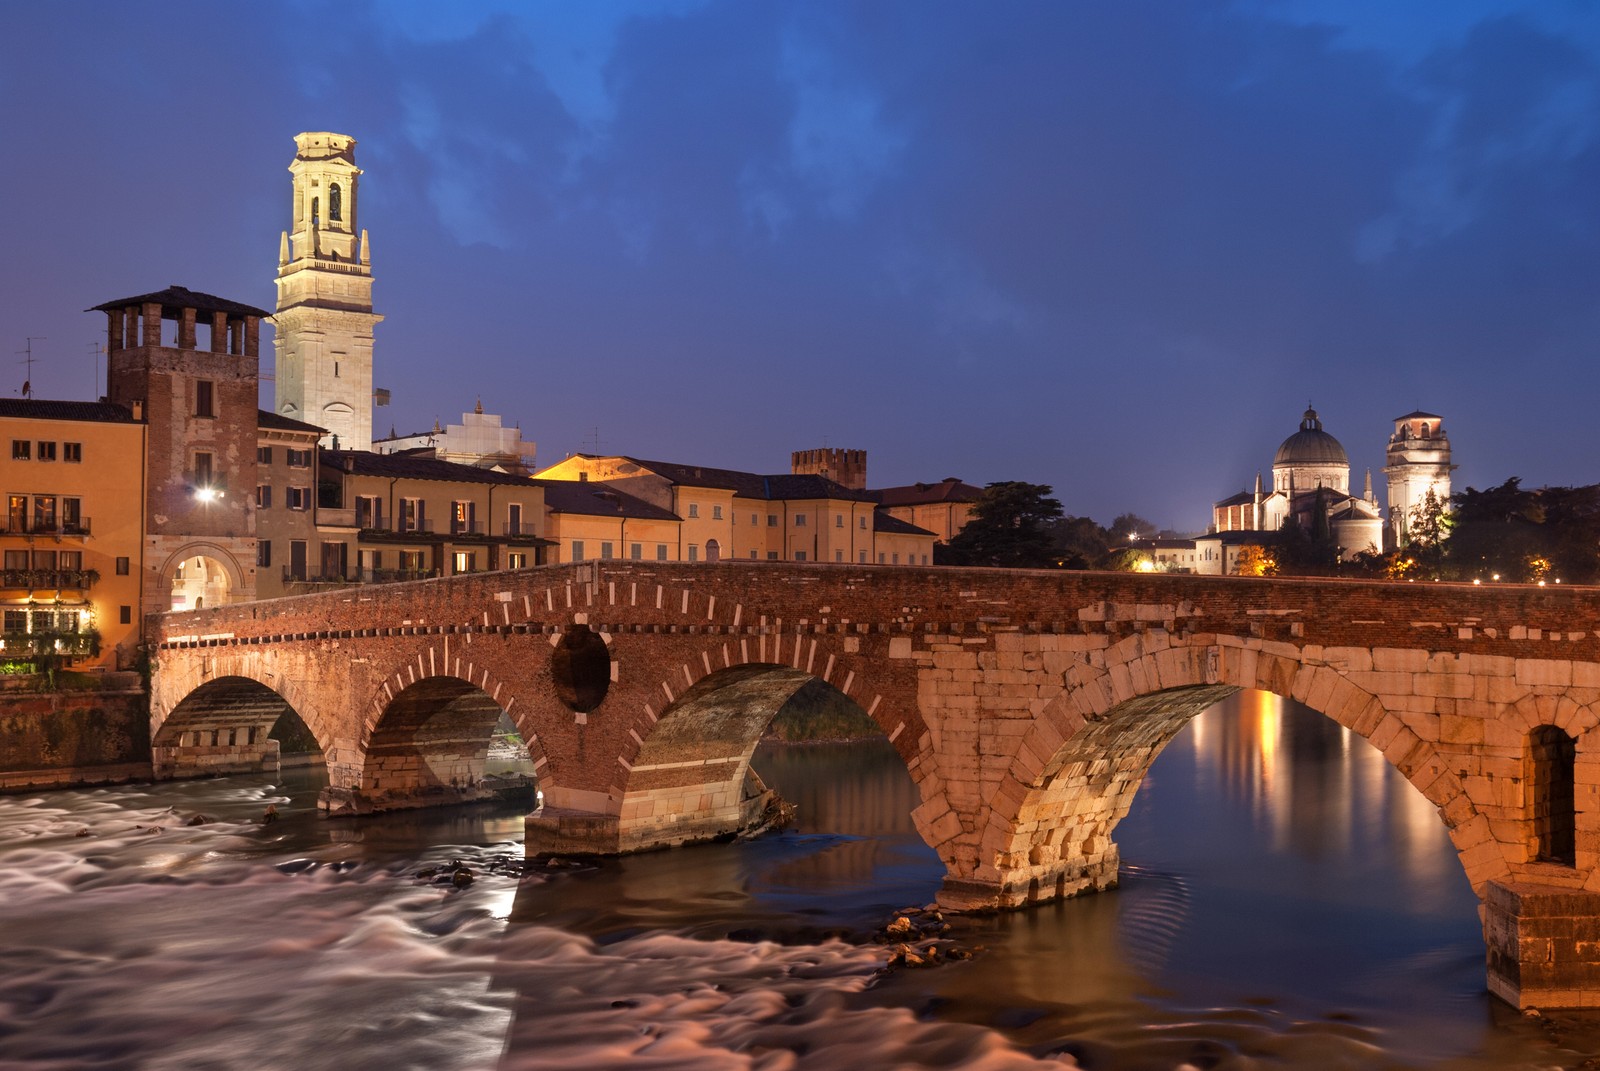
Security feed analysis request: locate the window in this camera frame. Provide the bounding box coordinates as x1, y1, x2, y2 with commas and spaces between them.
321, 542, 348, 579
12, 440, 28, 460
400, 550, 427, 573
878, 553, 886, 563
355, 495, 382, 529
120, 606, 132, 625
687, 545, 699, 562
257, 541, 272, 567
600, 542, 615, 560
767, 551, 779, 560
767, 515, 777, 527
835, 515, 843, 527
61, 498, 81, 533
505, 552, 526, 570
37, 441, 56, 462
630, 543, 642, 560
751, 514, 759, 526
4, 550, 25, 569
893, 553, 900, 564
32, 496, 56, 532
835, 550, 843, 561
750, 550, 758, 559
452, 500, 476, 535
194, 452, 214, 487
287, 486, 310, 511
6, 495, 23, 532
3, 609, 25, 633
688, 503, 699, 518
286, 448, 311, 468
712, 505, 723, 520
311, 195, 319, 227
571, 540, 585, 562
795, 550, 807, 561
859, 516, 867, 529
195, 380, 215, 418
32, 550, 56, 571
859, 551, 867, 563
256, 485, 272, 509
507, 502, 524, 536
330, 183, 342, 221
257, 446, 272, 464
794, 514, 806, 526
453, 551, 477, 575
656, 544, 667, 561
64, 442, 81, 463
398, 497, 423, 533
289, 540, 307, 581
116, 557, 130, 576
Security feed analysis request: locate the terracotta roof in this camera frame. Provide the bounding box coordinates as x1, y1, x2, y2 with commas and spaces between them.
1214, 490, 1255, 508
323, 449, 536, 487
873, 513, 935, 536
0, 398, 137, 423
870, 478, 982, 507
1394, 410, 1443, 421
577, 455, 874, 502
1195, 530, 1279, 545
533, 480, 679, 521
88, 285, 271, 320
258, 409, 326, 434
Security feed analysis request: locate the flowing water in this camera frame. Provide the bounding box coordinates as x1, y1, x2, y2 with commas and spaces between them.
2, 691, 1598, 1070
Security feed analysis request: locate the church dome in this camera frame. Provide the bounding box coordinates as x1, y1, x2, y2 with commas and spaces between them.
1274, 407, 1348, 468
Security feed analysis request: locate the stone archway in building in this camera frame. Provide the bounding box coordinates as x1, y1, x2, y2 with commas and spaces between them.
158, 542, 246, 612
705, 539, 721, 563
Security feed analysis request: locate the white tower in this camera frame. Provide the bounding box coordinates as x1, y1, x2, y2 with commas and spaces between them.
1384, 411, 1453, 545
273, 132, 382, 451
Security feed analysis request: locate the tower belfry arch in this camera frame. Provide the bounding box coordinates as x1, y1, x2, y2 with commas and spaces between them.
273, 132, 382, 452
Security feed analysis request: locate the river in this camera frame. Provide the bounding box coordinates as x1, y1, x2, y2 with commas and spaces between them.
2, 691, 1598, 1070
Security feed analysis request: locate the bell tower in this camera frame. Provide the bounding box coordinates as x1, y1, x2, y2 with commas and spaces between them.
273, 132, 382, 451
1384, 410, 1453, 546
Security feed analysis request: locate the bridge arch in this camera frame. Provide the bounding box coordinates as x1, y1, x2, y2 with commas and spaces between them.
151, 671, 311, 778
952, 636, 1486, 911
600, 628, 926, 853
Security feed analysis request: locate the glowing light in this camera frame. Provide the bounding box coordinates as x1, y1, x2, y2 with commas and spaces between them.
195, 487, 218, 503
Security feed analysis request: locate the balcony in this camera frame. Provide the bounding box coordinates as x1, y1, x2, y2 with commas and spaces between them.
450, 521, 487, 537
0, 519, 92, 538
0, 630, 99, 659
1, 568, 99, 590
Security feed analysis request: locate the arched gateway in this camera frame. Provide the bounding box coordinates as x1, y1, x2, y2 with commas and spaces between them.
151, 561, 1600, 1008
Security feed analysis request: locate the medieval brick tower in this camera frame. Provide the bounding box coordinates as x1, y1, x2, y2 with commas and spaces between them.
273, 132, 381, 452
1384, 410, 1453, 546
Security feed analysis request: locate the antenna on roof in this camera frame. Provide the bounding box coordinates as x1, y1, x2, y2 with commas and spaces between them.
17, 337, 44, 398
584, 426, 606, 454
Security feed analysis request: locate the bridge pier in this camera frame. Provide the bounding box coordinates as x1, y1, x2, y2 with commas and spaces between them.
525, 772, 785, 856
152, 732, 280, 779
936, 848, 1123, 912
1485, 881, 1600, 1009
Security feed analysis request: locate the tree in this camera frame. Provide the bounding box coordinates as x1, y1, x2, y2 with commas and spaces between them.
1444, 478, 1542, 581
1048, 515, 1110, 569
944, 481, 1065, 568
1235, 544, 1277, 577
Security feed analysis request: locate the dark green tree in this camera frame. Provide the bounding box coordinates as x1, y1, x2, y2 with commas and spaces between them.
945, 481, 1065, 568
1444, 478, 1543, 582
1047, 515, 1111, 569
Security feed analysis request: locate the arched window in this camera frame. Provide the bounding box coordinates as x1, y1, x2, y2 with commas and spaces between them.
1528, 725, 1576, 865
311, 196, 320, 227
1419, 423, 1430, 439
330, 184, 342, 222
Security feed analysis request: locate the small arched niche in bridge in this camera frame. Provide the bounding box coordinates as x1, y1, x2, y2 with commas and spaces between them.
1527, 725, 1577, 866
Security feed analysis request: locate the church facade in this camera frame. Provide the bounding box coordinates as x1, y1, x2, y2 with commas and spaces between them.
1200, 406, 1453, 572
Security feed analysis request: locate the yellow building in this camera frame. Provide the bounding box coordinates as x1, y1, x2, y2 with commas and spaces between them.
870, 477, 982, 547
302, 450, 552, 589
534, 480, 681, 562
534, 454, 935, 565
1, 399, 146, 671
253, 410, 326, 599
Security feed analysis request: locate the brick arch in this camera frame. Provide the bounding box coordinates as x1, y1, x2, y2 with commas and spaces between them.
954, 638, 1492, 910
149, 651, 322, 780
1502, 691, 1600, 879
352, 638, 557, 807
607, 629, 926, 852
154, 541, 248, 603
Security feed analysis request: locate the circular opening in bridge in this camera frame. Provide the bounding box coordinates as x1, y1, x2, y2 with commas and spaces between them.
551, 625, 610, 713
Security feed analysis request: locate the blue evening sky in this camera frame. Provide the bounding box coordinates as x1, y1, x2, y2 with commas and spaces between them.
2, 1, 1597, 530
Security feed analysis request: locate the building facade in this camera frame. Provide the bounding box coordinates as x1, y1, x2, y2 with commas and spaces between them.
0, 400, 145, 670
273, 132, 382, 452
1384, 410, 1453, 546
375, 401, 536, 476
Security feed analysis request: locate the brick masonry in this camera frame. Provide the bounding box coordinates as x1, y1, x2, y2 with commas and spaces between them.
152, 562, 1600, 1008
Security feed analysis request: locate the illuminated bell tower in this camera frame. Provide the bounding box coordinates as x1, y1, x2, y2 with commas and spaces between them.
273, 132, 382, 451
1383, 410, 1453, 546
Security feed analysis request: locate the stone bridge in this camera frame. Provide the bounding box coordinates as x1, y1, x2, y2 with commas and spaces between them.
150, 561, 1600, 1008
